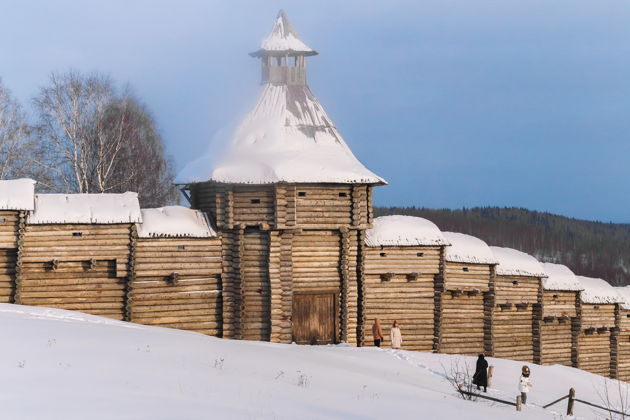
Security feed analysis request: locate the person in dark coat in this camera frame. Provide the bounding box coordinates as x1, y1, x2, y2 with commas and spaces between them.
472, 354, 489, 392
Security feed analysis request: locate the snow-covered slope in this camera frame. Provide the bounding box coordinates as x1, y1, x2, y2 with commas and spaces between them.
1, 304, 626, 419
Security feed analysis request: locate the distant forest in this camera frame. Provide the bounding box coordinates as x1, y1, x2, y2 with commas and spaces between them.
374, 206, 630, 286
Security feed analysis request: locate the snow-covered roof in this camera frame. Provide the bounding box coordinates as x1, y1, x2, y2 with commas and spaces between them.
0, 178, 36, 211
542, 263, 583, 291
250, 10, 317, 57
576, 276, 624, 305
490, 246, 547, 278
614, 287, 630, 310
176, 84, 385, 185
137, 206, 216, 238
443, 232, 498, 265
28, 193, 142, 225
365, 215, 449, 247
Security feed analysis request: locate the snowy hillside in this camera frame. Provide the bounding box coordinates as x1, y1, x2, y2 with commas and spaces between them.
1, 304, 627, 419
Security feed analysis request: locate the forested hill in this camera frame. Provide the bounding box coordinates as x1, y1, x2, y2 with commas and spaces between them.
374, 206, 630, 286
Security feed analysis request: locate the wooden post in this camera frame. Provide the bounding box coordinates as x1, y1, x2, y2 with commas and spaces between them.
516, 395, 522, 411
567, 388, 575, 416
487, 365, 494, 388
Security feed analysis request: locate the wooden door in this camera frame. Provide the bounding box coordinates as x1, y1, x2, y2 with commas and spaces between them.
292, 293, 336, 345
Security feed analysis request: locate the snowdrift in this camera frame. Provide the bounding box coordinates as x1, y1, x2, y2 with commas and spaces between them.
1, 304, 627, 419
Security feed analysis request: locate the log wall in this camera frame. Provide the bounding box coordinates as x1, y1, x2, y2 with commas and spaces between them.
578, 303, 617, 377
191, 182, 371, 231
492, 275, 541, 362
539, 290, 580, 366
363, 246, 442, 351
439, 262, 492, 355
618, 309, 630, 382
18, 223, 134, 320
128, 236, 222, 335
241, 228, 271, 341
233, 187, 275, 226
0, 210, 21, 303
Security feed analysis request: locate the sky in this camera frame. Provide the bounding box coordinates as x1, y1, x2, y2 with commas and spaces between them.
1, 0, 629, 223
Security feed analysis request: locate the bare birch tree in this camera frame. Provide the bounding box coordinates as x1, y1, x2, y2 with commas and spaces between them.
32, 70, 178, 206
97, 95, 179, 207
0, 79, 33, 179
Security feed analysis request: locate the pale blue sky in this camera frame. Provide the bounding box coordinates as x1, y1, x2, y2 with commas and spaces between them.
1, 1, 629, 222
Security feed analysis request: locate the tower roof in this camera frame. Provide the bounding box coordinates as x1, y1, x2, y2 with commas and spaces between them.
177, 11, 385, 186
177, 84, 385, 185
250, 10, 317, 57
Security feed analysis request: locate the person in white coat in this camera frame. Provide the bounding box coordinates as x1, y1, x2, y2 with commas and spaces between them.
518, 365, 533, 404
390, 320, 403, 349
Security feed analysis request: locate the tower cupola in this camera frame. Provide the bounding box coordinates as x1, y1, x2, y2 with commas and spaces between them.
250, 10, 317, 86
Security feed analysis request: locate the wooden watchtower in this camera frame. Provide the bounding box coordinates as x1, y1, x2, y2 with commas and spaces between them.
177, 10, 385, 345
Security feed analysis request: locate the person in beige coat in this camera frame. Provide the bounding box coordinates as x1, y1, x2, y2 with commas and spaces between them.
390, 320, 403, 349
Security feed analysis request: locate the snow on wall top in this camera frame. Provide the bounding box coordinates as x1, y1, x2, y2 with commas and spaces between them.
490, 246, 547, 278
443, 232, 498, 264
615, 286, 630, 310
0, 178, 36, 211
541, 263, 583, 291
28, 192, 141, 225
137, 206, 216, 238
176, 84, 385, 185
365, 215, 449, 247
576, 276, 624, 305
251, 10, 316, 57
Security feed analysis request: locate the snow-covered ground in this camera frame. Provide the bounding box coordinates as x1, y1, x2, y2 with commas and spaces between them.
1, 304, 626, 419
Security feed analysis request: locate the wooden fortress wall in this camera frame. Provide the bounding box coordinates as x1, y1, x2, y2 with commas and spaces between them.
577, 303, 618, 378
618, 308, 630, 382
17, 222, 135, 320
538, 290, 580, 367
492, 274, 541, 363
438, 261, 493, 356
7, 217, 223, 332
1, 182, 629, 380
128, 234, 223, 335
362, 245, 443, 352
0, 210, 22, 303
